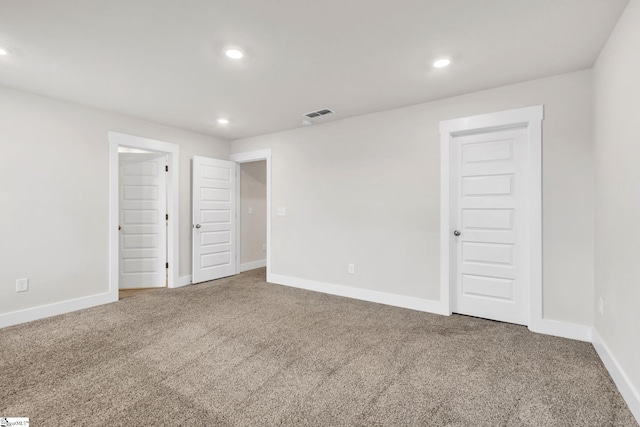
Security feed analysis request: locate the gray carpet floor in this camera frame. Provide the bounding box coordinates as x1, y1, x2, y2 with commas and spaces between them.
1, 268, 636, 426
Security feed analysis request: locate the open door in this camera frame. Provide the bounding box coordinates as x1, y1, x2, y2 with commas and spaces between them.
192, 156, 237, 284
119, 153, 167, 289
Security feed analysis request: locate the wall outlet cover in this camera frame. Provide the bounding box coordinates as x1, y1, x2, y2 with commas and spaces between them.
16, 278, 29, 293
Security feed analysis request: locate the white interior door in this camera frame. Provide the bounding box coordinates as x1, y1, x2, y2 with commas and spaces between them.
192, 156, 237, 284
119, 153, 167, 289
451, 127, 528, 325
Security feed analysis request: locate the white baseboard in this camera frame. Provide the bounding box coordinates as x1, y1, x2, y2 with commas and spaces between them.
592, 330, 640, 423
528, 318, 593, 342
241, 260, 267, 272
267, 273, 448, 315
174, 275, 192, 288
0, 292, 117, 329
267, 274, 596, 344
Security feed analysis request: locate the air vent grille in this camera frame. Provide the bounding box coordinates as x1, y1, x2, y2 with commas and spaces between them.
304, 108, 334, 119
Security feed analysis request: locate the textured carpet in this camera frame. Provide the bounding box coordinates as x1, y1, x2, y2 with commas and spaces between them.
1, 268, 636, 426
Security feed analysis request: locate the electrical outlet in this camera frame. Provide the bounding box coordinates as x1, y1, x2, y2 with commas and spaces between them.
248, 207, 253, 215
262, 243, 266, 251
277, 207, 287, 216
16, 278, 29, 293
348, 264, 355, 274
598, 297, 604, 315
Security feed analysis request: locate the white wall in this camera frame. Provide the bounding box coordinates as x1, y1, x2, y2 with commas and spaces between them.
232, 70, 594, 326
593, 0, 640, 408
0, 86, 228, 315
240, 161, 267, 266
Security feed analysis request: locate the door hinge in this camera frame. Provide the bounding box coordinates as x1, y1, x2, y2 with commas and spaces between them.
165, 165, 169, 172
166, 214, 169, 220
166, 262, 169, 269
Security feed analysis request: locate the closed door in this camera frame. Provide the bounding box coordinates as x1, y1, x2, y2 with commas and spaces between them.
451, 127, 528, 325
192, 156, 237, 284
119, 153, 167, 289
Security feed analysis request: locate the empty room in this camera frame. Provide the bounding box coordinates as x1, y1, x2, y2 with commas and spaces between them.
1, 1, 639, 425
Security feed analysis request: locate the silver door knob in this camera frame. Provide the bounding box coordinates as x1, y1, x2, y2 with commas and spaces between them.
195, 224, 201, 229
453, 230, 461, 236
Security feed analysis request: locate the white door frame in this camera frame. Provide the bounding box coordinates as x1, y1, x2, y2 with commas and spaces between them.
439, 105, 543, 328
108, 132, 180, 302
230, 149, 272, 278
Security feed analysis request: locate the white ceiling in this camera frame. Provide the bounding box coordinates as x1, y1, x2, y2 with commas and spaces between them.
0, 0, 629, 140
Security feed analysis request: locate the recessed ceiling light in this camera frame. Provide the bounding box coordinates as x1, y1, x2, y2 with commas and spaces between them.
217, 118, 230, 125
433, 58, 451, 68
225, 49, 244, 59
0, 47, 10, 56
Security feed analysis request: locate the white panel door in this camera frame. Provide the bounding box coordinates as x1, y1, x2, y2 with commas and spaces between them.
119, 153, 167, 289
192, 156, 237, 284
452, 128, 528, 325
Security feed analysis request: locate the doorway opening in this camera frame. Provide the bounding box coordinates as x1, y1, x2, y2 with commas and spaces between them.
108, 132, 180, 303
238, 160, 267, 273
230, 150, 272, 279
118, 148, 168, 297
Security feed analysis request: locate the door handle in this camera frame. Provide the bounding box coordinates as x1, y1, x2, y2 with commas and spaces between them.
194, 224, 202, 229
453, 230, 461, 236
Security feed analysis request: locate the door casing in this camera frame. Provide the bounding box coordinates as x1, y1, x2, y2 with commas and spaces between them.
439, 106, 543, 328
108, 132, 180, 303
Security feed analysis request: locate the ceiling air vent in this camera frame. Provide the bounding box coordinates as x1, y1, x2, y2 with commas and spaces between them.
304, 108, 334, 119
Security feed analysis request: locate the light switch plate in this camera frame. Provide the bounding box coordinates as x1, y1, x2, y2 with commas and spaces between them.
277, 207, 287, 216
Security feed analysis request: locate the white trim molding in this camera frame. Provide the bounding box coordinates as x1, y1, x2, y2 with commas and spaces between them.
241, 260, 267, 272
439, 106, 544, 329
230, 149, 272, 164
268, 274, 448, 315
230, 149, 272, 279
592, 330, 640, 423
108, 132, 180, 297
0, 293, 116, 329
529, 319, 592, 342
177, 275, 193, 288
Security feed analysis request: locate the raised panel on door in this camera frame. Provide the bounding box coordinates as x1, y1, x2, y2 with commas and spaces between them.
119, 153, 167, 289
452, 128, 528, 325
192, 156, 237, 284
